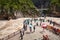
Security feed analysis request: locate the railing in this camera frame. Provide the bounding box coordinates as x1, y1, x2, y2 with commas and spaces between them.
0, 29, 21, 40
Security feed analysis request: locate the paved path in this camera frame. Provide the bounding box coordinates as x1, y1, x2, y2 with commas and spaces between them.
0, 17, 60, 40
23, 26, 60, 40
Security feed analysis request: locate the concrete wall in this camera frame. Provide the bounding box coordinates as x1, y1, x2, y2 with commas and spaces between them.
3, 30, 21, 40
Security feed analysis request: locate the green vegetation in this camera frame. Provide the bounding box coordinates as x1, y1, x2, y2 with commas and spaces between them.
0, 0, 60, 19
0, 0, 39, 19
51, 0, 60, 7
47, 0, 60, 17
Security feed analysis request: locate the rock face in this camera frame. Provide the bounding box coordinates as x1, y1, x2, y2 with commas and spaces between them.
32, 0, 50, 8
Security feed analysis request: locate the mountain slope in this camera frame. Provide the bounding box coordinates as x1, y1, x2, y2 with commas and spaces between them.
0, 0, 40, 19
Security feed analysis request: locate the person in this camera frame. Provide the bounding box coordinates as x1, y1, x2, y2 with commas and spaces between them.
50, 20, 52, 24
20, 30, 23, 40
32, 20, 36, 32
29, 24, 32, 32
47, 20, 49, 22
23, 20, 27, 31
22, 28, 25, 35
40, 21, 42, 26
43, 35, 49, 40
25, 24, 27, 31
40, 19, 42, 26
53, 22, 55, 26
33, 25, 35, 32
23, 24, 25, 31
41, 23, 47, 32
36, 21, 38, 26
43, 19, 45, 22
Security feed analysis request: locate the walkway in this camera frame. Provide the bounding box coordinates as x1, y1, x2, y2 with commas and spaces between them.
23, 25, 60, 40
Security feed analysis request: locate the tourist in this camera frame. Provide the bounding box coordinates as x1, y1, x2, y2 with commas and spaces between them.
40, 21, 42, 26
50, 20, 52, 24
23, 24, 26, 31
40, 19, 42, 26
47, 20, 49, 22
33, 25, 36, 32
22, 28, 25, 35
23, 20, 28, 31
32, 20, 36, 32
41, 22, 47, 32
53, 22, 55, 26
20, 30, 23, 40
29, 24, 32, 32
36, 20, 38, 26
23, 24, 27, 31
42, 19, 44, 22
25, 24, 27, 31
43, 35, 49, 40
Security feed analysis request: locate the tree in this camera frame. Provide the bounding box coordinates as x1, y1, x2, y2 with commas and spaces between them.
0, 0, 38, 19
48, 0, 60, 17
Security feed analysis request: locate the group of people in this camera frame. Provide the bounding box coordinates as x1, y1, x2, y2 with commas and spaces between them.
20, 19, 60, 40
29, 23, 36, 32
20, 18, 48, 40
26, 19, 46, 33
47, 20, 55, 26
20, 19, 36, 40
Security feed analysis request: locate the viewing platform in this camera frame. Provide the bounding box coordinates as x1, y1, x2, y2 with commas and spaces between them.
0, 17, 60, 40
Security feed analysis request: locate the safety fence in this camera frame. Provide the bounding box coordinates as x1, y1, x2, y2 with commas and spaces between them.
0, 29, 21, 40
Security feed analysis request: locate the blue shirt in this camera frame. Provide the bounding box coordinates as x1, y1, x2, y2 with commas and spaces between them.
29, 24, 32, 28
